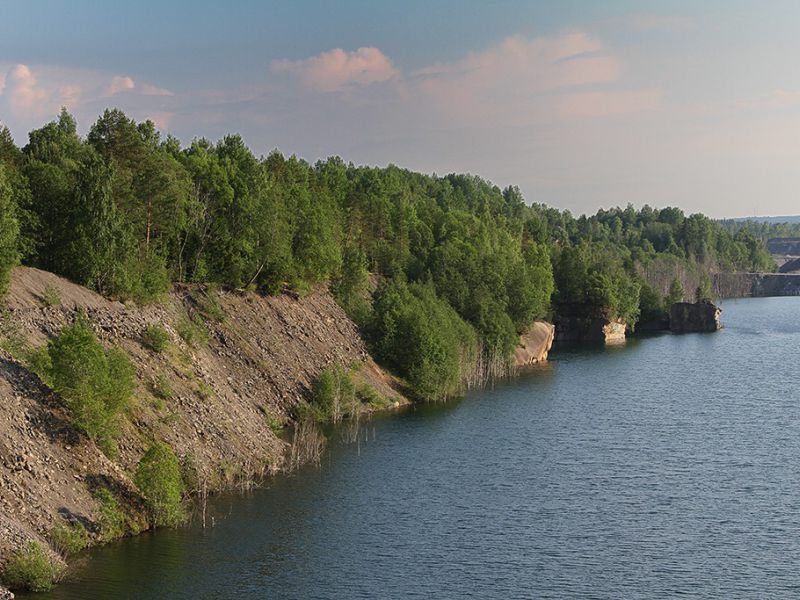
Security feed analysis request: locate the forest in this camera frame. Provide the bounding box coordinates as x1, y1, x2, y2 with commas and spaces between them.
0, 108, 776, 400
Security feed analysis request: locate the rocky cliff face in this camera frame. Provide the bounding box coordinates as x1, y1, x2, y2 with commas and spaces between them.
554, 315, 627, 343
513, 321, 555, 367
0, 267, 403, 574
669, 301, 721, 333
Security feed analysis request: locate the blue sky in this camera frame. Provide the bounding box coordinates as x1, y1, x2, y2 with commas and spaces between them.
2, 1, 800, 217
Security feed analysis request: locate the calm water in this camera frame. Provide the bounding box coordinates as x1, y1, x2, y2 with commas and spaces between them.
24, 297, 800, 599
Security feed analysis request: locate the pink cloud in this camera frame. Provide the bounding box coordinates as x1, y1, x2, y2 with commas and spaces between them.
412, 33, 627, 123
5, 64, 48, 115
147, 111, 173, 130
142, 83, 174, 97
107, 75, 135, 95
271, 47, 399, 91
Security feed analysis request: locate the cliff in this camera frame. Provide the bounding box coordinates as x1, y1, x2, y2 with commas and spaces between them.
0, 267, 404, 581
669, 301, 721, 333
554, 315, 626, 343
513, 321, 555, 367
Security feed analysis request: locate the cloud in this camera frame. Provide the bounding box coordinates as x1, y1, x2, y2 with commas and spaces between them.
0, 64, 180, 141
141, 83, 174, 96
107, 75, 135, 95
410, 32, 633, 123
271, 47, 399, 91
5, 64, 48, 115
147, 111, 173, 129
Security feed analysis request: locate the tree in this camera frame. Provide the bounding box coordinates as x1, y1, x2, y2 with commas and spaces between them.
668, 277, 684, 305
0, 165, 20, 296
695, 274, 713, 303
46, 315, 135, 457
134, 442, 185, 527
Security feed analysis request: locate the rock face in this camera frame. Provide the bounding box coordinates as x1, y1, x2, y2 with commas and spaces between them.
669, 301, 721, 333
513, 321, 555, 367
554, 316, 627, 343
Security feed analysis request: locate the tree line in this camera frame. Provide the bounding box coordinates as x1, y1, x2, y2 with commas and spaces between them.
0, 109, 776, 399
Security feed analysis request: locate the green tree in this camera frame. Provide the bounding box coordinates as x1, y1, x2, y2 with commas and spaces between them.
0, 165, 20, 296
134, 441, 185, 527
668, 277, 685, 305
46, 316, 135, 456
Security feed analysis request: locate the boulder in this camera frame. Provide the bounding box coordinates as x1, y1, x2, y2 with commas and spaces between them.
513, 321, 555, 366
669, 301, 721, 333
0, 586, 13, 599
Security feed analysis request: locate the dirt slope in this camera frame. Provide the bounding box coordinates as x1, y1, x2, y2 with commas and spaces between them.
0, 267, 403, 566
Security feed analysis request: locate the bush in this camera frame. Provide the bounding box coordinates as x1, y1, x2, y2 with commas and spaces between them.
152, 373, 174, 401
134, 442, 186, 527
196, 381, 214, 400
46, 315, 136, 457
142, 323, 170, 352
311, 365, 357, 422
196, 286, 225, 322
176, 313, 209, 348
94, 487, 126, 542
1, 541, 63, 592
50, 521, 89, 557
356, 382, 392, 409
42, 282, 62, 307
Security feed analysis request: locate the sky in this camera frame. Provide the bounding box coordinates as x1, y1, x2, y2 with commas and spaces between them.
2, 0, 800, 218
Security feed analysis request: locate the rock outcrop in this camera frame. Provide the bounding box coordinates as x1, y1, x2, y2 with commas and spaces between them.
669, 301, 721, 333
513, 321, 555, 367
554, 315, 627, 343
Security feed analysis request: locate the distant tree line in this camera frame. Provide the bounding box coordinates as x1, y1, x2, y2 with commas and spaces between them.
0, 109, 776, 399
719, 218, 800, 243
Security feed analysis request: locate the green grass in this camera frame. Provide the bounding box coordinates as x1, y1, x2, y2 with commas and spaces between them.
49, 522, 88, 557
1, 541, 63, 592
176, 313, 209, 348
142, 323, 170, 353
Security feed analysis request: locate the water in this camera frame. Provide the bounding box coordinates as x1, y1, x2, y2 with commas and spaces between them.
23, 297, 800, 599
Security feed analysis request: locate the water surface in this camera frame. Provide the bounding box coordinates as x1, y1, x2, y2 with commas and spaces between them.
25, 297, 800, 599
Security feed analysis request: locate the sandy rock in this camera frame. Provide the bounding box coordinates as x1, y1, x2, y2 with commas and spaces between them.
514, 321, 555, 366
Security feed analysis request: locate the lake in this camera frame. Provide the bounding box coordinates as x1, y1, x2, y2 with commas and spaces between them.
23, 296, 800, 599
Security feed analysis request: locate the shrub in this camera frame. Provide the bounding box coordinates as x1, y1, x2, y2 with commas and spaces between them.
142, 323, 170, 352
152, 373, 174, 401
356, 382, 392, 409
46, 315, 136, 457
94, 487, 126, 542
42, 282, 62, 307
196, 381, 214, 400
50, 522, 89, 557
311, 365, 357, 422
135, 442, 186, 527
176, 313, 209, 348
1, 541, 63, 592
197, 286, 225, 322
